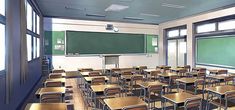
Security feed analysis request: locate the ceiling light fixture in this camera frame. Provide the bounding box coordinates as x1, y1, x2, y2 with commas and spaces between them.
86, 14, 106, 17
65, 6, 85, 11
105, 4, 129, 12
123, 17, 144, 20
161, 3, 185, 9
140, 13, 160, 17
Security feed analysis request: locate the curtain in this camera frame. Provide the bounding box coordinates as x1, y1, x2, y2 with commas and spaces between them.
20, 0, 28, 84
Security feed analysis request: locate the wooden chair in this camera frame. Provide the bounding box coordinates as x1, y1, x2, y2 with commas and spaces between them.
88, 71, 100, 77
145, 85, 163, 109
178, 68, 187, 77
79, 68, 93, 72
122, 71, 133, 75
49, 73, 63, 79
224, 76, 234, 85
225, 90, 235, 110
40, 92, 63, 103
184, 65, 191, 72
198, 68, 206, 73
52, 69, 65, 73
197, 72, 206, 79
122, 105, 148, 110
149, 70, 161, 81
129, 75, 144, 96
184, 97, 202, 110
169, 75, 179, 92
91, 77, 105, 85
44, 81, 63, 87
100, 87, 122, 109
194, 79, 205, 95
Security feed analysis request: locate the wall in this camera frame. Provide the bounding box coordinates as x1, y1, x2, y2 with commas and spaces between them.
0, 0, 43, 110
44, 18, 159, 70
159, 6, 235, 72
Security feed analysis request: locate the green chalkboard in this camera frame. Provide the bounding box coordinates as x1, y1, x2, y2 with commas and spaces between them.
66, 31, 145, 54
197, 35, 235, 67
44, 31, 65, 55
146, 35, 158, 53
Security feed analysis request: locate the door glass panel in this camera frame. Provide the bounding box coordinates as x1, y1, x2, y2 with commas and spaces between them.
167, 40, 177, 68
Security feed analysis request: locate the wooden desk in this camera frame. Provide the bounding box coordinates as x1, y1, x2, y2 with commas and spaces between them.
65, 71, 80, 78
35, 87, 66, 98
162, 92, 199, 110
120, 75, 143, 81
25, 103, 67, 110
84, 76, 109, 83
192, 67, 206, 72
187, 72, 199, 77
158, 73, 177, 78
143, 68, 157, 73
170, 68, 184, 72
104, 96, 147, 110
91, 84, 120, 93
207, 74, 234, 82
157, 65, 171, 69
206, 85, 235, 109
176, 78, 197, 91
80, 71, 101, 77
208, 69, 219, 74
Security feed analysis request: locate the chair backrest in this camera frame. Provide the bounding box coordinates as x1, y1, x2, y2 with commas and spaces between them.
199, 68, 206, 72
139, 66, 147, 70
194, 79, 205, 86
104, 87, 122, 97
225, 90, 235, 100
88, 71, 100, 77
148, 85, 163, 95
122, 105, 148, 110
218, 69, 228, 74
40, 92, 62, 103
197, 72, 206, 79
80, 68, 93, 72
45, 81, 63, 87
131, 75, 143, 81
169, 75, 179, 84
224, 76, 234, 82
52, 69, 65, 73
184, 97, 202, 110
184, 65, 191, 72
122, 71, 132, 75
49, 73, 63, 79
91, 77, 105, 85
111, 68, 121, 72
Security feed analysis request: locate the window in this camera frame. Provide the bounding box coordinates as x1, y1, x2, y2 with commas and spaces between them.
168, 30, 179, 38
36, 15, 40, 34
218, 20, 235, 30
0, 0, 5, 16
27, 2, 32, 30
180, 29, 187, 36
196, 23, 216, 33
0, 0, 6, 71
37, 38, 40, 57
27, 35, 32, 61
26, 1, 41, 60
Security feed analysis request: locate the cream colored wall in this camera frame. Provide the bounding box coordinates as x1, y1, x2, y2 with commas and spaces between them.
159, 6, 235, 72
44, 18, 159, 70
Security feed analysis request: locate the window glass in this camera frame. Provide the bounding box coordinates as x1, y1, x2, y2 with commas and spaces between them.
27, 34, 32, 61
33, 37, 37, 58
218, 20, 235, 30
27, 2, 32, 30
0, 0, 5, 16
168, 30, 179, 37
180, 29, 187, 36
37, 15, 40, 34
32, 11, 36, 32
37, 38, 40, 57
197, 23, 216, 33
0, 24, 5, 70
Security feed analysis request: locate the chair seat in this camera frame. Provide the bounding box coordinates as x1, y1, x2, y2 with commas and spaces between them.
145, 94, 161, 102
154, 101, 173, 109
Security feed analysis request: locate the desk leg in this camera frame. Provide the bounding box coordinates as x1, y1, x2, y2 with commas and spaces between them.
174, 103, 177, 110
206, 91, 210, 110
184, 83, 186, 92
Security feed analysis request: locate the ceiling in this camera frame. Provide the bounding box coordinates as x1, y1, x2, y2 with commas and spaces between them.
36, 0, 235, 24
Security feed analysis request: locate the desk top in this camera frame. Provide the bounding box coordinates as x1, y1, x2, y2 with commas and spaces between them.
176, 78, 198, 84
158, 73, 177, 77
25, 103, 67, 110
121, 75, 143, 80
162, 92, 198, 104
35, 87, 66, 96
91, 84, 120, 93
143, 69, 158, 73
157, 65, 171, 69
84, 76, 109, 82
206, 85, 235, 95
192, 67, 206, 71
104, 96, 146, 110
45, 78, 66, 83
207, 74, 234, 80
138, 81, 168, 88
170, 68, 184, 72
80, 71, 101, 76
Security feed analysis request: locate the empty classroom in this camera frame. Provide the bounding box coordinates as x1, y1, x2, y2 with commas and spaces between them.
1, 0, 235, 110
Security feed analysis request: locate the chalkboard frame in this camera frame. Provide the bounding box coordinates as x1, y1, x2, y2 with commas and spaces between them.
196, 34, 235, 69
